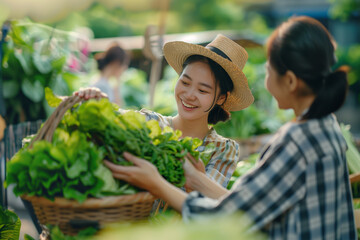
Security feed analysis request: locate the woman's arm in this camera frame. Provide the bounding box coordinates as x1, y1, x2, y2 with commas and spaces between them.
183, 140, 307, 231
151, 177, 188, 212
184, 156, 229, 199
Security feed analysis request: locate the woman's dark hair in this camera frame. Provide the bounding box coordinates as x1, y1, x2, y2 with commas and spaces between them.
182, 55, 234, 124
267, 16, 348, 120
95, 43, 129, 71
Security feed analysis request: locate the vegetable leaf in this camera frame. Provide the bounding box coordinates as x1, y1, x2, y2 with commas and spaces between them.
0, 206, 21, 240
45, 87, 62, 108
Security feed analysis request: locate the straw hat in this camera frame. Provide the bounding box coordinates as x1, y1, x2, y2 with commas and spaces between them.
163, 34, 254, 112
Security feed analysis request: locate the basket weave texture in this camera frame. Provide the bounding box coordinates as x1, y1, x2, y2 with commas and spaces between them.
21, 96, 157, 235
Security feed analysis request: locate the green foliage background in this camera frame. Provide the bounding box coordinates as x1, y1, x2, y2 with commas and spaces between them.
2, 20, 80, 124
2, 0, 359, 137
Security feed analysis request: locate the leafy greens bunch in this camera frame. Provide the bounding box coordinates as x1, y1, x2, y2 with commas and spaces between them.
0, 206, 21, 240
5, 128, 136, 203
6, 93, 214, 202
65, 98, 205, 187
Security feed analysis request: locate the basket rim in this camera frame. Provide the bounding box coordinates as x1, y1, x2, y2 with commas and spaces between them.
21, 191, 157, 209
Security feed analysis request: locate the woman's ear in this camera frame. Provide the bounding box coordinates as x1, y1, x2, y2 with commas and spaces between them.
284, 70, 299, 93
216, 92, 229, 106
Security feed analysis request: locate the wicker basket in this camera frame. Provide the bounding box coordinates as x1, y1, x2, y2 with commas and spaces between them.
21, 95, 157, 235
22, 192, 156, 235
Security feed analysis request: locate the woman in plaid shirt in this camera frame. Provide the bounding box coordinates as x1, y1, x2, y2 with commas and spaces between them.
105, 16, 356, 239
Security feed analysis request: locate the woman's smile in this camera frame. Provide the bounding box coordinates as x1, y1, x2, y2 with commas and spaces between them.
181, 99, 198, 110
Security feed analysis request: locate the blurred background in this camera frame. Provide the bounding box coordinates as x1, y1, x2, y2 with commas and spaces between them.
0, 0, 359, 239
0, 0, 359, 136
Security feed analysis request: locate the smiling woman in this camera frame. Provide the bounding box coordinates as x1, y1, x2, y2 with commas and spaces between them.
176, 55, 233, 125
174, 59, 227, 135
76, 34, 253, 189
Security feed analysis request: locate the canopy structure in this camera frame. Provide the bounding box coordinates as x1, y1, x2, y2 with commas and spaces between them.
90, 29, 263, 107
90, 29, 263, 52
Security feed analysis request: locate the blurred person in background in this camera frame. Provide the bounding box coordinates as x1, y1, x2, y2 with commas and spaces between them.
91, 43, 130, 106
104, 16, 357, 239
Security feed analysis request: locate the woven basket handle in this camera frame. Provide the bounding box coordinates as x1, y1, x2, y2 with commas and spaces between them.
29, 95, 82, 148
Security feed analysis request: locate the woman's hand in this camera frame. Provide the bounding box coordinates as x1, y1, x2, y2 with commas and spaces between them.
183, 154, 205, 192
73, 87, 108, 100
105, 152, 188, 212
183, 154, 229, 198
187, 153, 206, 173
104, 152, 163, 194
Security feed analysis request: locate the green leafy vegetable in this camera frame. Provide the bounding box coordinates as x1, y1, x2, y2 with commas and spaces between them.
48, 225, 97, 240
5, 129, 136, 203
0, 206, 21, 240
340, 123, 360, 174
199, 142, 216, 165
45, 86, 62, 108
24, 234, 36, 240
353, 200, 360, 210
6, 95, 206, 202
73, 99, 203, 187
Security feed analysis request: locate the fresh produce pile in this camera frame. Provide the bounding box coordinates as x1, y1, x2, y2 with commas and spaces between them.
5, 93, 213, 202
74, 99, 203, 187
0, 206, 21, 240
341, 124, 360, 175
340, 124, 360, 199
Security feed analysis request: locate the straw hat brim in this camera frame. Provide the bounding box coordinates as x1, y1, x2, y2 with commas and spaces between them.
163, 41, 254, 112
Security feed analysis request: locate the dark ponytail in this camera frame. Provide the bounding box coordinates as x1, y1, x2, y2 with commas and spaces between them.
207, 104, 230, 124
267, 16, 348, 120
303, 68, 348, 119
182, 55, 233, 125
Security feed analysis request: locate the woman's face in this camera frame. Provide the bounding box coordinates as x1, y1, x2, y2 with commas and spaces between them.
174, 61, 220, 121
265, 61, 291, 110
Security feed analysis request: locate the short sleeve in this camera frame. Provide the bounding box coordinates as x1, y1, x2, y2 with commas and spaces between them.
205, 138, 240, 188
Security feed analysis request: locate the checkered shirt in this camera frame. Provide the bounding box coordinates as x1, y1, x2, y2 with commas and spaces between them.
182, 114, 357, 240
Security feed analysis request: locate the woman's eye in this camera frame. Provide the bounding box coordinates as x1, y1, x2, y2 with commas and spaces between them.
199, 89, 209, 94
181, 80, 190, 86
